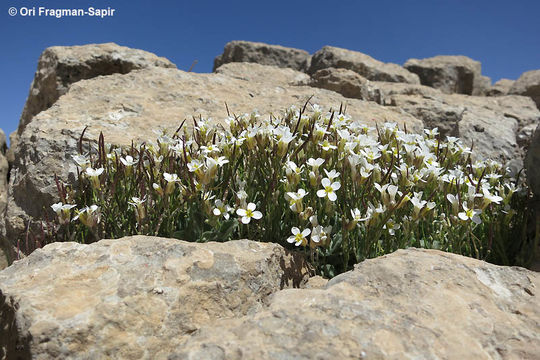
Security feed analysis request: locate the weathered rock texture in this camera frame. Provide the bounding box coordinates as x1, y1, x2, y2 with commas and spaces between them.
485, 79, 515, 97
404, 55, 487, 95
309, 46, 420, 84
2, 242, 538, 359
213, 40, 311, 72
1, 59, 423, 262
174, 248, 540, 359
509, 69, 540, 109
304, 65, 540, 166
17, 42, 176, 134
526, 124, 540, 196
0, 236, 310, 359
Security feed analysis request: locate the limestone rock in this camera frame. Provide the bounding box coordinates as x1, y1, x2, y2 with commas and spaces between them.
213, 40, 311, 72
0, 236, 310, 359
308, 67, 378, 101
373, 85, 539, 165
214, 61, 310, 86
2, 62, 423, 260
485, 79, 515, 97
309, 46, 420, 84
17, 42, 176, 134
526, 124, 540, 196
173, 248, 540, 359
404, 55, 485, 95
473, 74, 492, 96
509, 69, 540, 109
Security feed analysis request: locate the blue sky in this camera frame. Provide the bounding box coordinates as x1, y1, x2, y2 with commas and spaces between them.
1, 0, 539, 145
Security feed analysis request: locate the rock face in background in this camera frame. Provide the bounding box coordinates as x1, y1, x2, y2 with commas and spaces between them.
309, 46, 420, 84
404, 55, 488, 95
213, 40, 311, 72
526, 124, 540, 196
1, 59, 423, 261
16, 42, 176, 135
0, 236, 310, 359
308, 67, 377, 101
485, 78, 515, 97
302, 65, 540, 166
509, 69, 540, 109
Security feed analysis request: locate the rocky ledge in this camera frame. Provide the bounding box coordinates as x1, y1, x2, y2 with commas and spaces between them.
0, 237, 538, 359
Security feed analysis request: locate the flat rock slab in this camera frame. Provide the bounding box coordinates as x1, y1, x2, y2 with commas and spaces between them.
0, 236, 310, 359
174, 248, 540, 360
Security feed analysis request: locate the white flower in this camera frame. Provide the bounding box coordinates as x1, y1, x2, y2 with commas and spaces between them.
51, 202, 76, 214
200, 144, 220, 155
85, 167, 104, 177
319, 139, 337, 151
128, 196, 146, 207
351, 208, 370, 223
317, 178, 341, 201
410, 192, 427, 216
163, 172, 181, 194
446, 193, 459, 213
163, 172, 180, 183
323, 169, 340, 181
236, 202, 263, 224
286, 188, 308, 212
72, 154, 90, 169
307, 158, 325, 170
311, 225, 331, 246
482, 188, 503, 206
73, 205, 100, 228
287, 227, 311, 246
152, 182, 164, 196
120, 155, 138, 167
458, 201, 482, 224
213, 199, 233, 220
215, 156, 229, 167
383, 218, 401, 235
187, 159, 204, 173
51, 202, 76, 224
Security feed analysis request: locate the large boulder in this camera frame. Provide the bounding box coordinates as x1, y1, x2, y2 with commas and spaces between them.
1, 57, 423, 262
485, 78, 515, 97
0, 236, 310, 359
526, 124, 540, 196
509, 69, 540, 109
173, 248, 540, 359
16, 42, 176, 135
404, 55, 487, 95
309, 46, 420, 84
213, 40, 311, 72
307, 67, 377, 101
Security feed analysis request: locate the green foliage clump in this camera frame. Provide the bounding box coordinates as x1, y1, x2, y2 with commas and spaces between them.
45, 103, 535, 277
